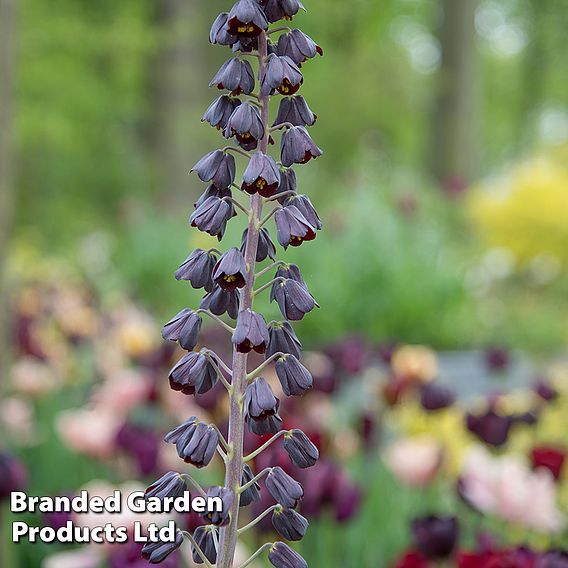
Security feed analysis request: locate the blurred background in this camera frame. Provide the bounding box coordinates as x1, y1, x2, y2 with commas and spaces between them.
1, 0, 568, 566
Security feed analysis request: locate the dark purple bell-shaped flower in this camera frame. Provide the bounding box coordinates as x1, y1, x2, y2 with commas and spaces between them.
202, 486, 234, 526
466, 408, 513, 448
273, 96, 316, 128
145, 472, 187, 500
274, 205, 316, 248
210, 13, 238, 46
420, 383, 456, 411
162, 308, 202, 351
192, 526, 218, 565
202, 95, 241, 131
213, 247, 247, 291
274, 263, 305, 284
175, 249, 218, 292
245, 377, 282, 435
260, 54, 303, 96
169, 351, 219, 395
200, 286, 240, 320
242, 152, 281, 197
271, 278, 318, 321
226, 0, 269, 37
260, 0, 305, 23
225, 102, 264, 151
241, 227, 276, 262
240, 464, 261, 507
194, 185, 236, 213
232, 309, 269, 354
210, 57, 255, 96
276, 29, 323, 66
190, 196, 234, 240
141, 530, 184, 564
272, 506, 308, 541
0, 453, 26, 500
283, 429, 319, 468
266, 467, 303, 508
266, 321, 302, 359
275, 354, 312, 396
281, 125, 322, 167
285, 194, 322, 230
273, 167, 298, 204
411, 516, 459, 560
233, 35, 259, 53
164, 418, 219, 468
191, 150, 236, 189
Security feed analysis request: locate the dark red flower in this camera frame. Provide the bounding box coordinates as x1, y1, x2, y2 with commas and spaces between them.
531, 446, 566, 480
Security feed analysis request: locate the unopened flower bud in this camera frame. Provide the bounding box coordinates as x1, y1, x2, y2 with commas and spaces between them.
245, 377, 282, 435
271, 278, 318, 321
275, 354, 312, 396
266, 467, 303, 508
261, 0, 305, 24
283, 429, 319, 468
241, 227, 276, 262
145, 471, 186, 500
272, 506, 308, 541
281, 126, 322, 167
191, 150, 236, 189
202, 95, 241, 130
274, 96, 316, 128
192, 525, 218, 564
267, 320, 302, 359
169, 352, 219, 395
164, 418, 219, 468
141, 530, 184, 564
276, 29, 323, 66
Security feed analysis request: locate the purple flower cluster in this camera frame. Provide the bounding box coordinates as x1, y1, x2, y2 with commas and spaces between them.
144, 2, 324, 566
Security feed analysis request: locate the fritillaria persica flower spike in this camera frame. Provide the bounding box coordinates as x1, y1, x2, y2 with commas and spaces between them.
272, 506, 309, 541
242, 152, 281, 196
151, 2, 324, 565
162, 308, 202, 351
266, 467, 304, 508
276, 29, 323, 66
261, 54, 303, 96
268, 541, 308, 568
214, 247, 248, 291
142, 530, 184, 564
283, 429, 319, 468
192, 526, 218, 564
210, 57, 255, 96
175, 248, 218, 291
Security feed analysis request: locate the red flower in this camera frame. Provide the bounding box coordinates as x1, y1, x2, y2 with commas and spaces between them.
531, 446, 566, 480
393, 551, 430, 568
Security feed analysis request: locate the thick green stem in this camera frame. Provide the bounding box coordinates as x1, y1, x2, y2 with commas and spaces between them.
215, 29, 270, 568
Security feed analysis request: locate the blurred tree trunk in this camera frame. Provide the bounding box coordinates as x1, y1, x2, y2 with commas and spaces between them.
148, 0, 205, 207
429, 0, 478, 189
0, 0, 18, 375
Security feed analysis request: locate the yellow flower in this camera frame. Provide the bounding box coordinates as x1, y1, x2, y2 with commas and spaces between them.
469, 155, 568, 269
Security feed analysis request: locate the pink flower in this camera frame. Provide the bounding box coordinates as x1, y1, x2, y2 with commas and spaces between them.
386, 436, 443, 487
460, 446, 565, 533
93, 369, 151, 416
56, 408, 122, 460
